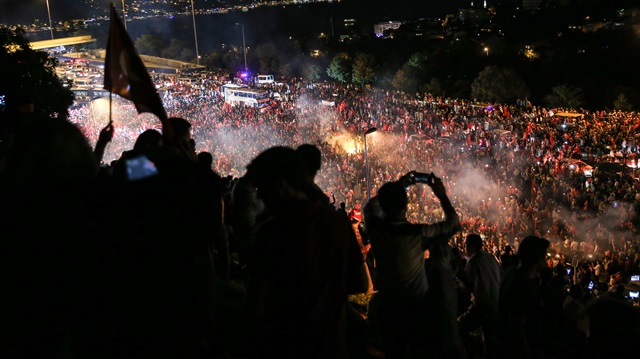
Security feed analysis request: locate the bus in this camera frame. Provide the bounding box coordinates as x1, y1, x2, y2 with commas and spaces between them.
223, 86, 271, 108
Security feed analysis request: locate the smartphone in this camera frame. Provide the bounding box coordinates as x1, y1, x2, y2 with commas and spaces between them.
631, 275, 640, 282
588, 281, 594, 290
630, 292, 639, 299
126, 155, 158, 181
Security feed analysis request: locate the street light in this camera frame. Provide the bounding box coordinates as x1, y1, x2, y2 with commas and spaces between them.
235, 23, 248, 73
45, 0, 54, 39
191, 0, 200, 65
364, 127, 377, 202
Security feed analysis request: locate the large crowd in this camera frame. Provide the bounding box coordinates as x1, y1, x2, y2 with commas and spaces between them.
70, 71, 640, 294
4, 61, 640, 358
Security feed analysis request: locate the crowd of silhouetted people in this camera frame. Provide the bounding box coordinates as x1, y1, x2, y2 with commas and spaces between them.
2, 75, 640, 358
70, 75, 640, 289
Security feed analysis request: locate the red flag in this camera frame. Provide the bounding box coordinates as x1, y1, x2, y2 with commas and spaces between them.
104, 4, 168, 123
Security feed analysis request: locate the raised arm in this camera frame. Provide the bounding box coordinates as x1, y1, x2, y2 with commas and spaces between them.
419, 173, 461, 245
94, 121, 114, 165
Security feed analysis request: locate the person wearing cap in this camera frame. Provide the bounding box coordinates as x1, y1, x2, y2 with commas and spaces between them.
363, 171, 460, 359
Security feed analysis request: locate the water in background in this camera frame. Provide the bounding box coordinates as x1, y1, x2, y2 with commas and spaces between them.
24, 1, 449, 53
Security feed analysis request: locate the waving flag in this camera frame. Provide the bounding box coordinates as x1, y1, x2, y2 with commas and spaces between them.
104, 3, 167, 122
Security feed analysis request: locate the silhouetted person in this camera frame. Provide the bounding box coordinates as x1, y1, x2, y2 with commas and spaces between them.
496, 235, 550, 359
364, 171, 460, 359
458, 233, 501, 359
93, 121, 114, 165
197, 151, 214, 169
111, 128, 163, 182
557, 284, 589, 357
0, 94, 35, 147
584, 296, 640, 359
296, 143, 330, 204
168, 116, 197, 156
500, 245, 518, 271
0, 116, 105, 358
424, 240, 466, 358
101, 116, 227, 357
243, 146, 369, 359
339, 201, 348, 214
228, 174, 264, 267
134, 128, 164, 152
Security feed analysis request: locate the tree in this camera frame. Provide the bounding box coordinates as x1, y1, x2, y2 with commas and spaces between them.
392, 52, 429, 93
179, 49, 195, 63
351, 53, 375, 86
406, 52, 428, 72
420, 78, 445, 97
222, 51, 243, 71
279, 63, 295, 79
326, 54, 351, 83
254, 43, 281, 74
202, 51, 224, 70
544, 84, 584, 109
0, 28, 73, 122
302, 63, 322, 82
471, 66, 530, 103
613, 93, 633, 112
134, 34, 163, 56
161, 38, 188, 61
156, 39, 194, 62
392, 69, 418, 93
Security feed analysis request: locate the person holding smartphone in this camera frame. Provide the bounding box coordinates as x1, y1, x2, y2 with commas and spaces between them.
363, 171, 461, 358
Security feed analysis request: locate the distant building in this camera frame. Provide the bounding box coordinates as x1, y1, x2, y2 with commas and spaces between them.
373, 21, 402, 38
522, 0, 542, 11
344, 18, 356, 28
469, 1, 489, 9
339, 35, 354, 43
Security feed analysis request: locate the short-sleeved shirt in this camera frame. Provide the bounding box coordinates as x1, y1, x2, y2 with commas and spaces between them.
364, 198, 460, 298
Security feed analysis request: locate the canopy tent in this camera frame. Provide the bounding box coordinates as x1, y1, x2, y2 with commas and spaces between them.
555, 112, 582, 118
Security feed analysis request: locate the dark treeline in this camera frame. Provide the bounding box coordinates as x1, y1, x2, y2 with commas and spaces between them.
129, 1, 640, 110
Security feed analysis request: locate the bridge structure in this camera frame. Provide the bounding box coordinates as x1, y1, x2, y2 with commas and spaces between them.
30, 35, 97, 50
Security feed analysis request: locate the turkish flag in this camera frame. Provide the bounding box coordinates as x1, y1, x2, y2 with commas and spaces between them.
104, 4, 168, 124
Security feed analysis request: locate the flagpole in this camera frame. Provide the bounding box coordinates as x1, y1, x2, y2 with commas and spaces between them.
121, 0, 127, 30
45, 0, 54, 39
104, 3, 168, 133
190, 0, 200, 65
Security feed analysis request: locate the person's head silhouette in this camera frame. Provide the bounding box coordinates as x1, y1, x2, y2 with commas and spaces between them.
377, 181, 408, 219
246, 146, 307, 211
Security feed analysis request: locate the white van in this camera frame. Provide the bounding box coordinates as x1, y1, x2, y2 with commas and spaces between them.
72, 78, 92, 88
255, 74, 275, 86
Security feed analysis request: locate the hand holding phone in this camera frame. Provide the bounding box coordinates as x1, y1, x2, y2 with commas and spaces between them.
126, 155, 158, 181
